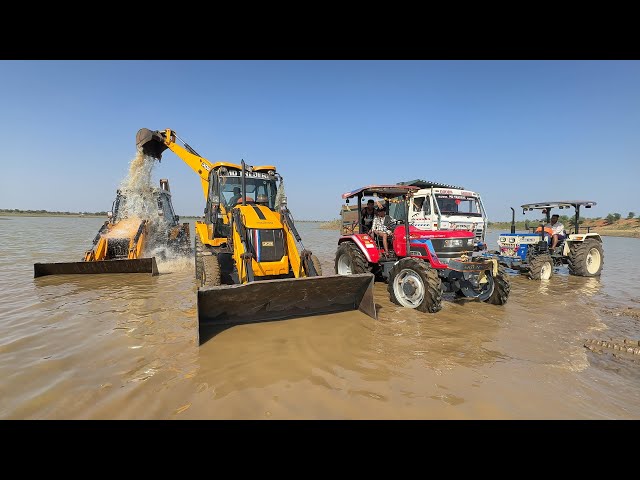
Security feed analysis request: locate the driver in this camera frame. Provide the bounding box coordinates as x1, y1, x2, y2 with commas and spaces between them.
546, 214, 566, 249
228, 187, 242, 207
371, 205, 396, 257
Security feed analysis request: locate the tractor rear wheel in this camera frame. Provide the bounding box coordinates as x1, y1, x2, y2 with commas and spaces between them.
527, 254, 553, 280
484, 266, 510, 305
388, 258, 442, 313
335, 242, 369, 275
568, 238, 604, 277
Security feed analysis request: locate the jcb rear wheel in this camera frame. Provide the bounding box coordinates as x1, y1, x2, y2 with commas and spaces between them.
388, 258, 442, 313
568, 238, 604, 277
335, 242, 369, 275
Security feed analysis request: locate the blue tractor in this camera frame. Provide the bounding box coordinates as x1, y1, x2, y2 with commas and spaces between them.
485, 201, 604, 280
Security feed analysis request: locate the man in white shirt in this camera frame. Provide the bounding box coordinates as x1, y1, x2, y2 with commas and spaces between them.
546, 214, 566, 249
371, 206, 396, 256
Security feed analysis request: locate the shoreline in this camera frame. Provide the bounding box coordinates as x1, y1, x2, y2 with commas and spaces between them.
2, 213, 638, 239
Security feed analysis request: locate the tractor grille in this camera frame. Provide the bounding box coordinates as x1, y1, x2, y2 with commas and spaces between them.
429, 237, 476, 261
106, 238, 130, 259
247, 228, 285, 262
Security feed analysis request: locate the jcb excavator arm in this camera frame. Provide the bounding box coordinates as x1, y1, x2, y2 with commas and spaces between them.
136, 128, 213, 201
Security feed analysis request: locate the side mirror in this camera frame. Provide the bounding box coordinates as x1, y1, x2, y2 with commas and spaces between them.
107, 211, 113, 218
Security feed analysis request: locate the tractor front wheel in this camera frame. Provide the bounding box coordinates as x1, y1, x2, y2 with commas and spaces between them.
484, 266, 510, 305
388, 258, 442, 313
527, 254, 553, 280
568, 238, 604, 277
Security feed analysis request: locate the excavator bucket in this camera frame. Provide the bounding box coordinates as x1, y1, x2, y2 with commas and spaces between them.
34, 258, 159, 278
136, 128, 168, 160
198, 273, 376, 329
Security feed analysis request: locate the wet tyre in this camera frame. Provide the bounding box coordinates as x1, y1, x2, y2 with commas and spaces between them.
387, 258, 442, 313
568, 238, 604, 277
335, 242, 369, 275
195, 235, 220, 287
195, 234, 204, 282
527, 254, 553, 280
484, 266, 510, 305
201, 254, 221, 287
310, 253, 322, 276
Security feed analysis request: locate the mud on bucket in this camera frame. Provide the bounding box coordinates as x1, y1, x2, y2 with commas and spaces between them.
136, 128, 168, 160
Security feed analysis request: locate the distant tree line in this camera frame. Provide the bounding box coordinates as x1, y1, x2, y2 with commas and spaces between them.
0, 209, 108, 216
488, 212, 638, 227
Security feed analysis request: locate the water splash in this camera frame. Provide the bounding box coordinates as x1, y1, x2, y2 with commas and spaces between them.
110, 151, 190, 266
117, 151, 159, 222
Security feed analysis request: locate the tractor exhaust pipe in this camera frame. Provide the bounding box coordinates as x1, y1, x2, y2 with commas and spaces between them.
510, 207, 516, 234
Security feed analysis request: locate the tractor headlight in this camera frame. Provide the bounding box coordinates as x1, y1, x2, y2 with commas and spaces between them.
508, 237, 516, 243
444, 239, 463, 247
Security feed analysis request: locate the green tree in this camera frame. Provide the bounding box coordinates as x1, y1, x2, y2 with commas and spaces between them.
605, 213, 615, 224
628, 212, 635, 219
613, 212, 621, 221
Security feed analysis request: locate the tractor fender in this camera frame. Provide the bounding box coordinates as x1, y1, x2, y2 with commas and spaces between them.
338, 234, 380, 263
563, 233, 602, 256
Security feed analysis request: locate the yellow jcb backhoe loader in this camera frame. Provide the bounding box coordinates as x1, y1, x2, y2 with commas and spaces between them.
136, 128, 375, 333
34, 179, 191, 277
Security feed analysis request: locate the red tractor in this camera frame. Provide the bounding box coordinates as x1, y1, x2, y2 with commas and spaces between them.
334, 185, 510, 312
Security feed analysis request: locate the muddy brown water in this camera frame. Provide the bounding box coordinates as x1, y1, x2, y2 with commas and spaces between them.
1, 216, 639, 419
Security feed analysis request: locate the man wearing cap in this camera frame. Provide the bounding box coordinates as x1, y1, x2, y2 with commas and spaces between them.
371, 205, 395, 256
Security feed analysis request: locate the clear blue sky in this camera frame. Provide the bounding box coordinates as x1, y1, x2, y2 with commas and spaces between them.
1, 60, 638, 221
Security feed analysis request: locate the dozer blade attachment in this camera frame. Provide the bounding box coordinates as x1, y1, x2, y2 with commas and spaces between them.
198, 273, 376, 327
135, 128, 168, 160
34, 258, 159, 278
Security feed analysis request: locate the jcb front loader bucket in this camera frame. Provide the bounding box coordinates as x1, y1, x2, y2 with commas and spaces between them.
34, 258, 159, 278
136, 128, 168, 160
198, 273, 376, 328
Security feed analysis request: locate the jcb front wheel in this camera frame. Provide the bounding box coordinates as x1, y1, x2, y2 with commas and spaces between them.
194, 235, 204, 283
200, 254, 221, 287
310, 254, 323, 276
387, 258, 442, 313
335, 242, 369, 275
